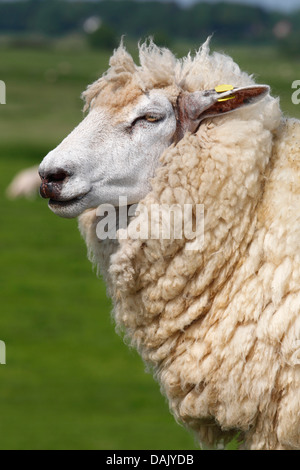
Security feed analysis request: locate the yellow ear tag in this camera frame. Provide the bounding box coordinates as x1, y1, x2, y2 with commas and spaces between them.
215, 84, 234, 92
215, 84, 235, 102
218, 96, 235, 102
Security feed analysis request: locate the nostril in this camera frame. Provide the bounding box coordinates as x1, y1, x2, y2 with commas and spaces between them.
47, 169, 71, 183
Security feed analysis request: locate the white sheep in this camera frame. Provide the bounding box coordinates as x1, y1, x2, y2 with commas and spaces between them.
15, 40, 300, 449
6, 165, 40, 200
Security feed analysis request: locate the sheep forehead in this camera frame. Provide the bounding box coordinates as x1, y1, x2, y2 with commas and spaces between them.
92, 78, 144, 114
93, 82, 180, 124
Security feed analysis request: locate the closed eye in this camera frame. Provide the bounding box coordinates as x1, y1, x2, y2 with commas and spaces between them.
131, 114, 164, 126
144, 114, 163, 123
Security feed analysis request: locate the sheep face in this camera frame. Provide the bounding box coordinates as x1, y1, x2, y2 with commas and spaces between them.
39, 90, 177, 218
39, 77, 269, 219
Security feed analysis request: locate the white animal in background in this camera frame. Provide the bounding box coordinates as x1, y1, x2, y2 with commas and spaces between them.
10, 40, 300, 450
6, 165, 40, 200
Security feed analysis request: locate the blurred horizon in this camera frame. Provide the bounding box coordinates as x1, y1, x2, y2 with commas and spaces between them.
0, 0, 299, 52
0, 0, 300, 13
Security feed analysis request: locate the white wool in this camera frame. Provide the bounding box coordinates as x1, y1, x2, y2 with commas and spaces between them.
79, 42, 300, 450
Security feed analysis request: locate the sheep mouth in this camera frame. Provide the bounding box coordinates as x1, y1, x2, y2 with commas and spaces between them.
49, 191, 90, 208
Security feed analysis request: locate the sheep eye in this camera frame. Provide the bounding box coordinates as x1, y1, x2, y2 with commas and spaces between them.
145, 114, 161, 123
129, 113, 163, 130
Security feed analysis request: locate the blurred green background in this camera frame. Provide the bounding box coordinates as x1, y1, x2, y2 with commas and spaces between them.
0, 0, 300, 450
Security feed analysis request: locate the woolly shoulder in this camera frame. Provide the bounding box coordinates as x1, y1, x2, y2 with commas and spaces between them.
279, 118, 300, 166
257, 117, 300, 265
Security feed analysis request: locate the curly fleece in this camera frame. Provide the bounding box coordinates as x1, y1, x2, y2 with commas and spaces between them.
79, 41, 300, 450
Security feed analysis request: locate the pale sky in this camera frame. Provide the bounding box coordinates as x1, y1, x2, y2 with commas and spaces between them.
166, 0, 300, 12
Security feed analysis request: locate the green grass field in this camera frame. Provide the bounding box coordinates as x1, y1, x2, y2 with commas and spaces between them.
0, 42, 299, 450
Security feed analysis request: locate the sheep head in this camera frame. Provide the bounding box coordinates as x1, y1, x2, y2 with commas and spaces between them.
39, 42, 270, 219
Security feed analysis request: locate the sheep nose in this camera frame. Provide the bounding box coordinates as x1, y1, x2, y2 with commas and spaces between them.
39, 169, 71, 200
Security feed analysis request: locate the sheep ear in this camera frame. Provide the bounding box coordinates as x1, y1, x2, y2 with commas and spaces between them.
177, 85, 270, 138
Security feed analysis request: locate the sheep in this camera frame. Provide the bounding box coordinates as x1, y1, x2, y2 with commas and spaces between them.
6, 165, 40, 200
28, 39, 300, 449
